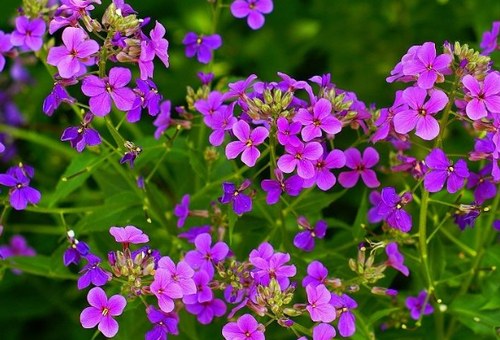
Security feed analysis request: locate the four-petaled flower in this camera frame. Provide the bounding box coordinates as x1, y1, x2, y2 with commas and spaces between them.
294, 98, 342, 142
61, 112, 101, 152
306, 284, 336, 323
11, 16, 46, 51
77, 253, 112, 290
377, 187, 413, 232
338, 147, 380, 188
277, 141, 323, 179
226, 120, 269, 167
145, 306, 179, 340
150, 269, 184, 313
261, 169, 303, 204
219, 180, 253, 215
222, 314, 265, 340
424, 148, 469, 193
462, 72, 500, 120
403, 42, 452, 89
330, 293, 357, 337
183, 32, 222, 64
109, 225, 149, 245
293, 216, 327, 252
184, 233, 229, 279
405, 290, 434, 320
0, 167, 41, 210
230, 0, 274, 30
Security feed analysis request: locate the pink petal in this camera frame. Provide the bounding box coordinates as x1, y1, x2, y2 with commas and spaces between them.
393, 109, 419, 134
80, 307, 102, 329
232, 120, 250, 142
362, 147, 379, 168
98, 316, 119, 338
415, 115, 439, 140
225, 141, 246, 159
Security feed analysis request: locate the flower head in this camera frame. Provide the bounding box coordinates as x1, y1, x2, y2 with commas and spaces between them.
78, 254, 112, 289
150, 269, 183, 313
377, 187, 413, 232
293, 217, 327, 252
11, 17, 46, 51
405, 290, 434, 320
330, 293, 357, 337
185, 298, 227, 324
462, 72, 500, 120
261, 169, 303, 204
424, 148, 469, 193
480, 22, 500, 55
294, 98, 342, 141
145, 306, 179, 340
277, 141, 323, 179
184, 233, 229, 278
109, 225, 149, 245
0, 167, 41, 210
183, 32, 222, 64
219, 180, 253, 215
61, 112, 102, 152
226, 120, 269, 167
222, 314, 265, 340
302, 261, 329, 288
338, 147, 380, 188
306, 284, 336, 323
231, 0, 274, 30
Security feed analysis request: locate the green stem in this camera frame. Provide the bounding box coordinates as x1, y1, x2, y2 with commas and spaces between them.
436, 75, 460, 148
418, 190, 434, 295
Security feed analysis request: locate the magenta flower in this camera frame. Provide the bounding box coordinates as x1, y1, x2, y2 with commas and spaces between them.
294, 98, 342, 141
209, 104, 238, 146
261, 169, 303, 204
174, 194, 190, 228
147, 21, 169, 67
467, 165, 497, 204
0, 234, 36, 258
424, 148, 469, 193
80, 287, 126, 338
44, 83, 77, 116
11, 16, 46, 51
480, 22, 500, 55
276, 117, 301, 147
61, 112, 101, 152
109, 225, 149, 245
231, 0, 274, 30
338, 147, 380, 188
77, 254, 112, 289
153, 100, 172, 139
385, 243, 409, 276
0, 168, 41, 210
223, 74, 258, 101
312, 323, 336, 340
219, 180, 253, 215
294, 216, 327, 252
179, 226, 211, 243
0, 31, 13, 73
393, 87, 448, 140
406, 291, 434, 320
403, 42, 452, 89
157, 256, 196, 296
183, 270, 213, 304
183, 32, 222, 64
47, 27, 98, 78
277, 141, 323, 179
462, 72, 500, 120
222, 314, 265, 340
184, 233, 229, 278
330, 293, 357, 337
82, 67, 135, 116
151, 269, 183, 313
306, 284, 336, 323
302, 261, 328, 288
377, 187, 413, 233
251, 252, 297, 288
195, 91, 225, 127
226, 120, 269, 167
185, 298, 227, 324
145, 306, 179, 340
303, 148, 346, 190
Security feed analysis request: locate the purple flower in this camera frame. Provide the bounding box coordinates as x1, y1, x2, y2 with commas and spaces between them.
0, 168, 41, 210
303, 149, 345, 190
0, 234, 36, 259
109, 225, 149, 245
0, 142, 5, 153
294, 98, 342, 141
226, 120, 269, 167
127, 79, 163, 122
47, 27, 98, 78
0, 31, 13, 73
185, 298, 227, 324
82, 67, 135, 116
276, 117, 301, 147
405, 291, 434, 320
43, 83, 76, 116
219, 180, 253, 215
480, 22, 500, 55
277, 141, 323, 179
330, 293, 357, 337
222, 314, 265, 340
195, 91, 224, 127
294, 217, 327, 252
338, 147, 380, 188
377, 187, 413, 232
231, 0, 274, 30
367, 190, 383, 223
145, 306, 179, 340
467, 165, 497, 204
64, 230, 90, 266
178, 226, 211, 243
183, 270, 213, 304
185, 233, 229, 278
385, 243, 409, 276
174, 194, 190, 228
80, 287, 126, 338
313, 323, 336, 340
251, 252, 297, 288
306, 284, 336, 323
148, 21, 169, 67
157, 256, 196, 296
78, 254, 112, 290
120, 142, 142, 169
424, 148, 469, 193
209, 104, 238, 146
11, 16, 46, 51
403, 42, 452, 89
454, 204, 482, 231
261, 169, 303, 204
393, 87, 448, 140
198, 72, 214, 85
151, 269, 183, 312
61, 112, 102, 152
302, 261, 328, 288
183, 32, 222, 64
153, 100, 172, 139
462, 72, 500, 120
223, 74, 258, 101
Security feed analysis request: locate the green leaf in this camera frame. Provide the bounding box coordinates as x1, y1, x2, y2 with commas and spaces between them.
228, 207, 238, 246
366, 307, 401, 325
292, 189, 347, 215
188, 145, 208, 181
3, 255, 78, 280
449, 294, 500, 336
428, 235, 445, 281
351, 188, 368, 239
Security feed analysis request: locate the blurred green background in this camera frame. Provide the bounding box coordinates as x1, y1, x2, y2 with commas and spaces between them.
1, 0, 500, 339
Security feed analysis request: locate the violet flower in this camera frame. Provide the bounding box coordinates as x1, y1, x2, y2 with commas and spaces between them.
185, 298, 227, 324
0, 234, 36, 258
330, 293, 357, 337
64, 230, 90, 266
480, 22, 500, 55
81, 67, 135, 116
77, 254, 112, 290
306, 284, 336, 323
184, 233, 229, 279
406, 291, 434, 320
302, 261, 329, 288
61, 112, 101, 152
43, 83, 76, 116
11, 16, 46, 51
109, 225, 149, 245
222, 314, 265, 340
145, 306, 179, 340
178, 226, 211, 243
367, 190, 383, 224
183, 270, 213, 304
80, 287, 126, 338
462, 72, 500, 120
303, 148, 345, 190
194, 91, 225, 127
294, 98, 342, 141
153, 100, 172, 139
219, 180, 253, 215
261, 169, 303, 204
312, 323, 336, 340
0, 31, 13, 73
226, 120, 269, 167
157, 256, 196, 296
276, 117, 301, 147
183, 32, 222, 64
393, 87, 448, 140
377, 187, 413, 232
127, 79, 162, 122
467, 165, 497, 204
424, 148, 469, 193
151, 269, 183, 313
147, 21, 169, 67
294, 216, 327, 252
231, 0, 274, 30
385, 243, 409, 276
277, 141, 323, 179
338, 147, 380, 188
174, 194, 190, 227
209, 103, 238, 146
0, 167, 41, 210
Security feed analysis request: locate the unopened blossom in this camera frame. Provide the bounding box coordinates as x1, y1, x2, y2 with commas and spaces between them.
338, 147, 380, 188
151, 269, 183, 313
109, 225, 149, 245
78, 254, 112, 289
145, 306, 179, 340
0, 167, 41, 210
302, 261, 329, 288
406, 291, 434, 320
47, 27, 98, 78
278, 141, 323, 179
80, 287, 127, 338
198, 72, 214, 85
183, 32, 222, 64
294, 217, 327, 252
276, 117, 301, 147
330, 293, 357, 337
424, 148, 469, 193
462, 72, 500, 120
219, 180, 253, 215
403, 42, 452, 89
222, 314, 265, 340
294, 98, 342, 141
480, 22, 500, 55
231, 0, 274, 30
393, 87, 448, 140
0, 31, 13, 72
261, 169, 303, 204
303, 148, 345, 190
185, 298, 227, 324
11, 17, 46, 51
385, 243, 409, 276
226, 120, 269, 167
82, 67, 135, 116
61, 112, 101, 152
306, 284, 336, 323
377, 187, 413, 232
184, 233, 229, 278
